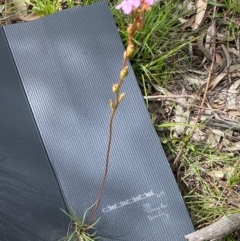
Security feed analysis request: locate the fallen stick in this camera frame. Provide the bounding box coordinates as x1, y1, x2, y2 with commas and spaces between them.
185, 213, 240, 241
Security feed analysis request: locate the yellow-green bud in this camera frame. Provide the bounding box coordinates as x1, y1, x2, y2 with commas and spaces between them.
112, 84, 119, 93
136, 19, 144, 30
126, 44, 135, 57
119, 92, 126, 102
120, 66, 128, 79
127, 24, 134, 35
109, 99, 115, 109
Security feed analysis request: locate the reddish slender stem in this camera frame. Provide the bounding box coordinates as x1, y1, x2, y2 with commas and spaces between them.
87, 3, 145, 227
87, 109, 116, 225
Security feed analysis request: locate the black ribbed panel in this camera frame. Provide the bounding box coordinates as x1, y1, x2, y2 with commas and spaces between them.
0, 28, 69, 241
2, 1, 194, 240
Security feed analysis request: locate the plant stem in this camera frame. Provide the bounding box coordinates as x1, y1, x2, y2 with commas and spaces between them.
87, 59, 128, 226
87, 2, 146, 227
87, 109, 116, 225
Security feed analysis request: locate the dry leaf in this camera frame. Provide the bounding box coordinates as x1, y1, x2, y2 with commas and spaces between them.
205, 23, 215, 50
197, 64, 240, 95
215, 52, 223, 65
151, 83, 171, 95
212, 129, 225, 137
223, 143, 240, 151
219, 114, 240, 123
17, 13, 40, 21
192, 0, 207, 30
229, 48, 240, 57
227, 110, 240, 117
174, 107, 190, 136
206, 130, 221, 148
184, 74, 203, 87
197, 30, 213, 62
174, 96, 190, 136
208, 167, 235, 179
217, 28, 235, 41
209, 170, 225, 179
221, 44, 232, 66
12, 0, 28, 17
227, 79, 240, 108
191, 127, 207, 142
178, 0, 196, 11
181, 16, 195, 30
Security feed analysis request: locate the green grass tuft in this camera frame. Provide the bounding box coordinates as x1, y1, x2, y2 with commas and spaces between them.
60, 204, 100, 241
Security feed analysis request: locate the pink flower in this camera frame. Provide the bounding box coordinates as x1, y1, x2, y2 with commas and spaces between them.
116, 0, 157, 14
145, 0, 157, 5
116, 0, 141, 14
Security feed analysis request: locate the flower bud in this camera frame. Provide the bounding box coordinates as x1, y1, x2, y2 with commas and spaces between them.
112, 84, 119, 93
119, 93, 126, 102
136, 19, 144, 29
109, 99, 115, 109
126, 44, 135, 57
127, 24, 134, 35
120, 66, 128, 79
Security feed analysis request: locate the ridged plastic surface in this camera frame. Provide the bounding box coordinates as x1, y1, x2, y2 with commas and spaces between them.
0, 28, 69, 241
2, 1, 194, 240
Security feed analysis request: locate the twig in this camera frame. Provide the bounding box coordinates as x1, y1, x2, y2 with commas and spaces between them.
144, 94, 198, 100
205, 118, 240, 131
185, 213, 240, 241
145, 95, 240, 119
